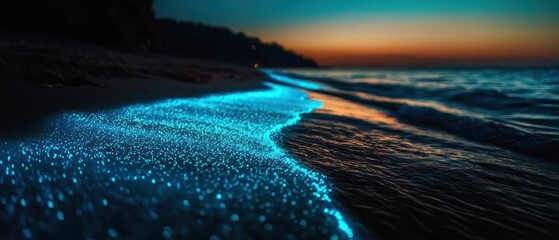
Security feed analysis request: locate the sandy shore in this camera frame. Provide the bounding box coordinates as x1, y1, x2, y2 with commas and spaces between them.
0, 37, 267, 138
0, 76, 266, 138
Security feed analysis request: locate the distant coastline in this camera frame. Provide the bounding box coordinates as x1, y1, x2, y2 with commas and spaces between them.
0, 0, 317, 69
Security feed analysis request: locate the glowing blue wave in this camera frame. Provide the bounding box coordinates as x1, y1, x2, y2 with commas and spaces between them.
265, 71, 323, 90
0, 83, 354, 239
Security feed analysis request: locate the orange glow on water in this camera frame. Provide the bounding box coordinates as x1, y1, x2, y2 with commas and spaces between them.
307, 91, 399, 126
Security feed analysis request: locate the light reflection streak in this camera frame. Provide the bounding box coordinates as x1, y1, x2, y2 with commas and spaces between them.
265, 71, 323, 90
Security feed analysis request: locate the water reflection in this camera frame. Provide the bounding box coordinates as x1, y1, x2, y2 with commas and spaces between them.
275, 68, 559, 240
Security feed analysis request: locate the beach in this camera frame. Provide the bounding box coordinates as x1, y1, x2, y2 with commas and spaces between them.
2, 0, 558, 239
2, 41, 559, 239
0, 36, 361, 239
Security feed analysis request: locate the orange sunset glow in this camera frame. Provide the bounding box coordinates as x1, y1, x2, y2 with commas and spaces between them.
254, 18, 559, 67
156, 0, 559, 67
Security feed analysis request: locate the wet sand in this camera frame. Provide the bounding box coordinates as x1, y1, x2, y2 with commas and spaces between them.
0, 76, 266, 138
0, 35, 270, 138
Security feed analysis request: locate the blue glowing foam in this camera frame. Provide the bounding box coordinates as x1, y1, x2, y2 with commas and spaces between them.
0, 83, 353, 239
265, 72, 323, 90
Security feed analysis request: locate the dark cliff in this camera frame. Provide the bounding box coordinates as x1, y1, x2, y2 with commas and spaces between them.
0, 0, 317, 68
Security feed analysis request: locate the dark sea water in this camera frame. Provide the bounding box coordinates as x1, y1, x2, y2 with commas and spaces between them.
268, 68, 559, 240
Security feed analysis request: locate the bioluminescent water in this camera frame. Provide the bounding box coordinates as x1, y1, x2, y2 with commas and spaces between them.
0, 83, 355, 239
269, 69, 559, 240
264, 71, 323, 91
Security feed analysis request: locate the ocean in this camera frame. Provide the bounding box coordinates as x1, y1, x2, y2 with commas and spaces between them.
1, 68, 558, 240
268, 68, 559, 239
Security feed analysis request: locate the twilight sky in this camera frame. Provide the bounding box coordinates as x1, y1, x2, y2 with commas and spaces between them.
154, 0, 559, 67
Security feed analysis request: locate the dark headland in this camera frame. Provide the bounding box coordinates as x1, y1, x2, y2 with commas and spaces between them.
0, 0, 317, 137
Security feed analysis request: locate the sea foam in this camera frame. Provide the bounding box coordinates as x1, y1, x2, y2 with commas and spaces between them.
0, 83, 354, 239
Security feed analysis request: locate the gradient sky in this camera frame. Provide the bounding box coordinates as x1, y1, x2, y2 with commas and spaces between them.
154, 0, 559, 67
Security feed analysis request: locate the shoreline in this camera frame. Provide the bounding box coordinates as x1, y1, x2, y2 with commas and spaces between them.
0, 80, 357, 239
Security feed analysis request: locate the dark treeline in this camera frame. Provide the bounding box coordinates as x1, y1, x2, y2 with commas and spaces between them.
156, 20, 317, 68
0, 0, 317, 68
